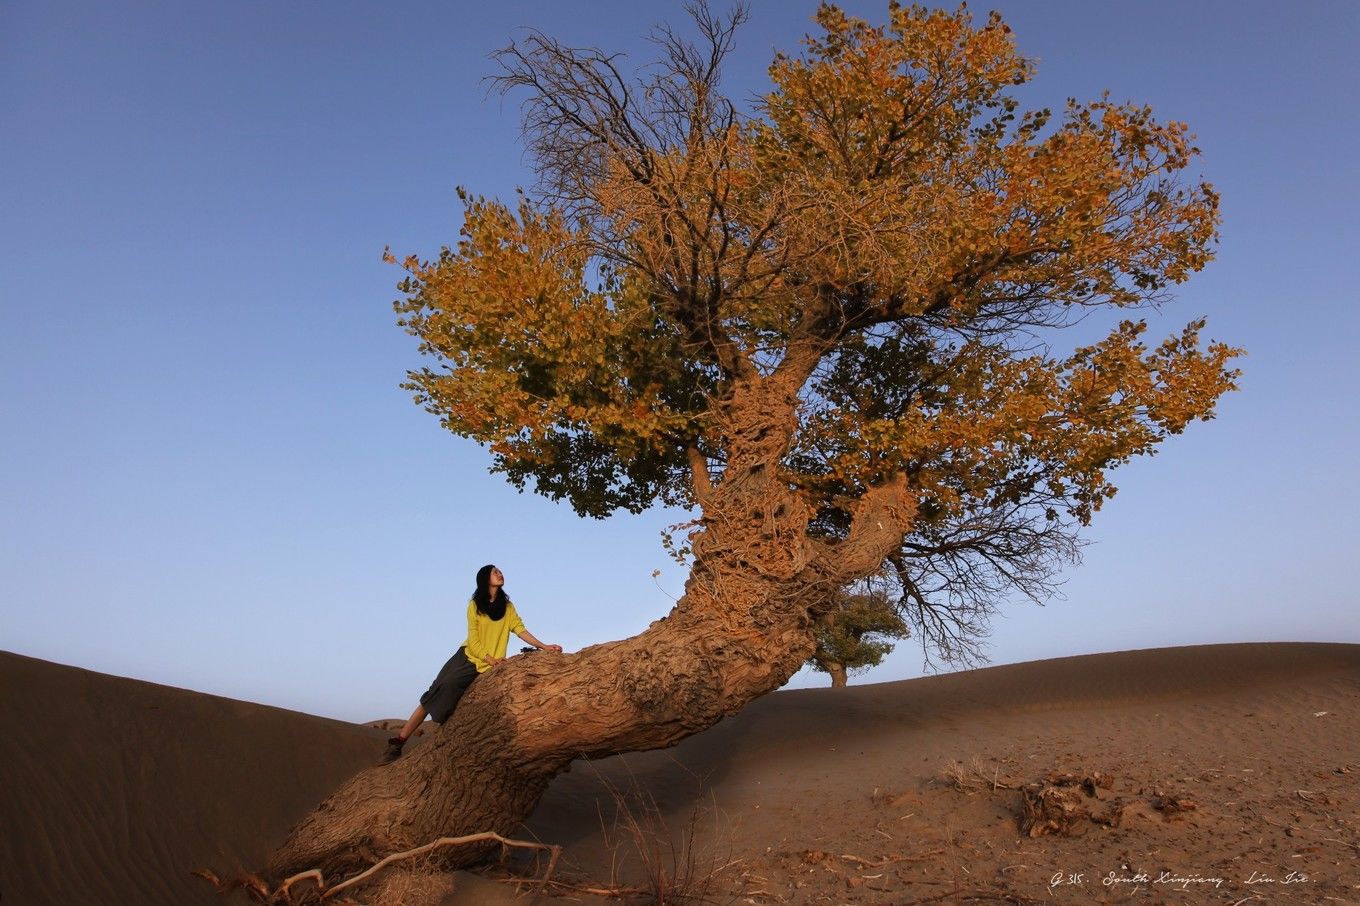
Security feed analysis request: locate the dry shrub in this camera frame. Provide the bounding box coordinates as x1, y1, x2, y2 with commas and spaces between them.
597, 777, 739, 905
938, 755, 1020, 794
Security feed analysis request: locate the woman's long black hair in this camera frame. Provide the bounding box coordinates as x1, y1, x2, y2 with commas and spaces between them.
473, 564, 508, 620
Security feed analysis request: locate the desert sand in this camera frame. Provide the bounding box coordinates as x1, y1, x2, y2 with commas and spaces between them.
2, 642, 1357, 905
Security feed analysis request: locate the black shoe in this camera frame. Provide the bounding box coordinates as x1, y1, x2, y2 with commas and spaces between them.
380, 736, 405, 764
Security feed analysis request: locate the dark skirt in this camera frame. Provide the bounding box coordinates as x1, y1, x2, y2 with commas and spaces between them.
418, 646, 479, 724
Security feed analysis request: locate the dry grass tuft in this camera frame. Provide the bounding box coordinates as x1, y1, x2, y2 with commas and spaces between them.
364, 866, 458, 906
937, 755, 1021, 794
595, 775, 741, 905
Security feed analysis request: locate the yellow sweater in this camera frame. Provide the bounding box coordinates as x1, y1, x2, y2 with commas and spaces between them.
463, 599, 526, 672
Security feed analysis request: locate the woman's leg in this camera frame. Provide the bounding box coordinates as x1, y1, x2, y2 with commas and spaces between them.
382, 704, 429, 763
383, 649, 474, 763
398, 704, 427, 741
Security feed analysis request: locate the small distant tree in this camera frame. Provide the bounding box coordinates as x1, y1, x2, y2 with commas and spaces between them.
273, 2, 1240, 878
810, 588, 910, 687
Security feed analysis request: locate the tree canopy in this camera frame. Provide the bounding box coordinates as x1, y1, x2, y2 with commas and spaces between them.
389, 1, 1240, 665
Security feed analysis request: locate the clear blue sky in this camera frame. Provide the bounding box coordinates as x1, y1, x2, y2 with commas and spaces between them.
3, 1, 1357, 722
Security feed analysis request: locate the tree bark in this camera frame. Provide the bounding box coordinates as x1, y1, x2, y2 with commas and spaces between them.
268, 377, 916, 880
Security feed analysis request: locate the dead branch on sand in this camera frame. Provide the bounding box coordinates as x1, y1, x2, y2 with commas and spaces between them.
902, 888, 1048, 904
195, 832, 561, 904
526, 877, 650, 897
839, 850, 943, 868
321, 833, 561, 899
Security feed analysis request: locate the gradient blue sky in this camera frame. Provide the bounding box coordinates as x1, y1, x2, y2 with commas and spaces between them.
3, 1, 1357, 722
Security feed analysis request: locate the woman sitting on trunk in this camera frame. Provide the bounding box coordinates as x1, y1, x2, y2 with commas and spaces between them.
382, 563, 562, 763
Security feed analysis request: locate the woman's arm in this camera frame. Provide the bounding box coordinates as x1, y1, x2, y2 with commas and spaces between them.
515, 630, 562, 653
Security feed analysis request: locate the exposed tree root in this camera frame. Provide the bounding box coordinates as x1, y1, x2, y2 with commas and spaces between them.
191, 869, 273, 900
278, 869, 326, 900
196, 831, 561, 904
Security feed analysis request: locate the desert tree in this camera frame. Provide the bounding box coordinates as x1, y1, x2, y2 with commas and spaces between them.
271, 2, 1240, 878
809, 585, 910, 687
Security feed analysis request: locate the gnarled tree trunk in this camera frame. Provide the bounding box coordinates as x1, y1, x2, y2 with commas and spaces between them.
268, 377, 915, 880
825, 662, 849, 688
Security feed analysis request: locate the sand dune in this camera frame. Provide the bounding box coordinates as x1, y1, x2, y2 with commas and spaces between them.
3, 642, 1357, 904
0, 652, 382, 905
527, 642, 1360, 903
